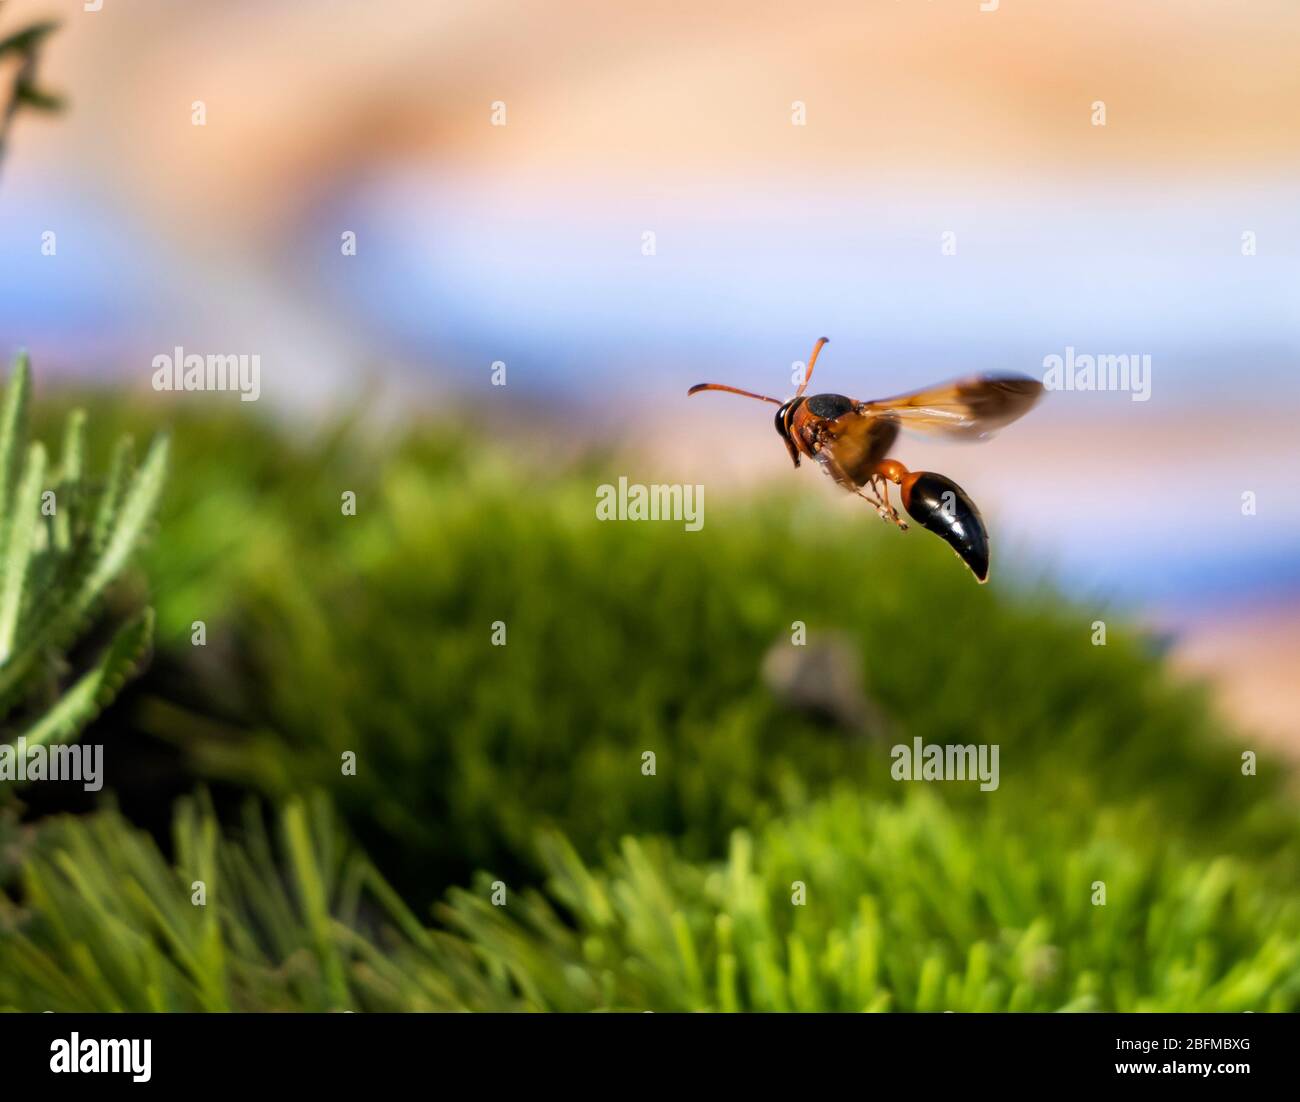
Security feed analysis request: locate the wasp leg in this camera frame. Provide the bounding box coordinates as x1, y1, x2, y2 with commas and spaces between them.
855, 484, 884, 508
872, 475, 908, 531
823, 451, 907, 531
854, 481, 889, 515
852, 477, 906, 529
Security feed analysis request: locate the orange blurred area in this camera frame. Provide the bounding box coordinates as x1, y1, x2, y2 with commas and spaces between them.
30, 0, 1300, 220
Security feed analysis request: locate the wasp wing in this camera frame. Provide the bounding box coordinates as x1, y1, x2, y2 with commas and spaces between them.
817, 412, 900, 489
859, 374, 1044, 440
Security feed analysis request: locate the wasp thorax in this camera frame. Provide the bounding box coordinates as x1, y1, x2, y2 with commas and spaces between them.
802, 393, 855, 419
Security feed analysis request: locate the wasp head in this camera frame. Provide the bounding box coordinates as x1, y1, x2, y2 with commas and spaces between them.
774, 398, 803, 467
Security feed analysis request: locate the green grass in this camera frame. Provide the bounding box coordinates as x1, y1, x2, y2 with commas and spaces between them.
3, 388, 1297, 1012
0, 359, 168, 783
0, 793, 489, 1012
4, 787, 1294, 1012
438, 788, 1299, 1011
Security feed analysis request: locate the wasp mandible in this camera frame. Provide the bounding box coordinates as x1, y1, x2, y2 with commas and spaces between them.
688, 337, 1044, 582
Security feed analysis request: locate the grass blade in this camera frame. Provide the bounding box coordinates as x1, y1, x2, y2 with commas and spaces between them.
0, 441, 46, 663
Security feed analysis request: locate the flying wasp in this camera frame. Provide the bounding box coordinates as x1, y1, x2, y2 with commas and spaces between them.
688, 338, 1044, 582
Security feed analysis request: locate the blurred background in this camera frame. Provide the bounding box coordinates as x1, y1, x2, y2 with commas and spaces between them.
0, 0, 1298, 1014
2, 0, 1297, 746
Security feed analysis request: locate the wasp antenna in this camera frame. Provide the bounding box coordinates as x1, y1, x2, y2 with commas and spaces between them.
794, 336, 829, 398
687, 382, 782, 405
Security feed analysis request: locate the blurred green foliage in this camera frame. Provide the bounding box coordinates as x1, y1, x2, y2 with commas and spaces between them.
2, 389, 1297, 1011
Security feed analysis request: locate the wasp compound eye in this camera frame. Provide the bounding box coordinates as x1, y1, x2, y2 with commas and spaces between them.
774, 400, 801, 467
900, 472, 989, 582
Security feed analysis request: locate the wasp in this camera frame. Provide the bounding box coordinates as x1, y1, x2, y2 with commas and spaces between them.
688, 337, 1044, 582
